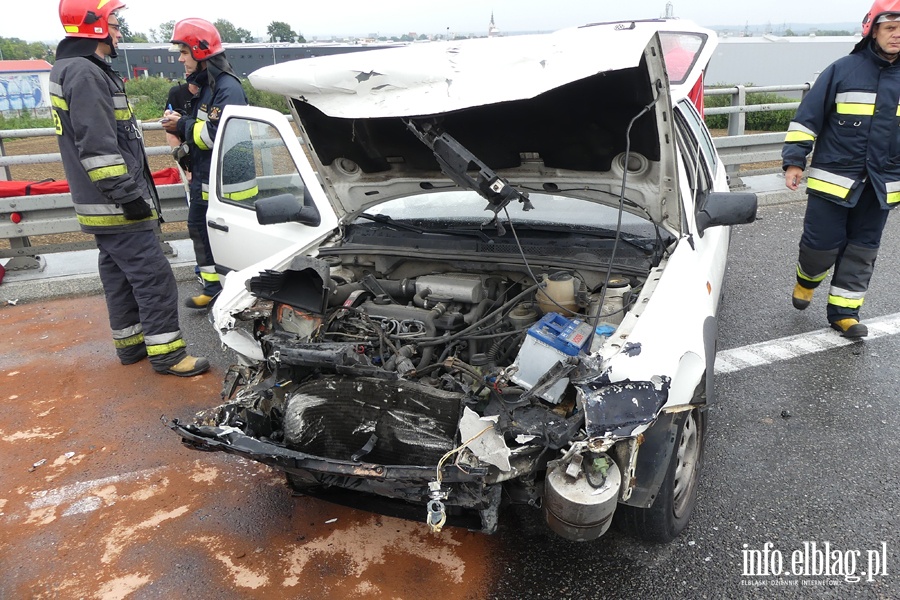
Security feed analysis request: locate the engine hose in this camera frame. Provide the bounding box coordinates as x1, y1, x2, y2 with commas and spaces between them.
464, 298, 494, 326
415, 302, 448, 369
496, 331, 526, 364
330, 279, 416, 307
416, 346, 435, 371
415, 283, 541, 347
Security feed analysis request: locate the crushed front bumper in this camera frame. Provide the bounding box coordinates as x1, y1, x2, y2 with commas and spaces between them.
170, 420, 503, 531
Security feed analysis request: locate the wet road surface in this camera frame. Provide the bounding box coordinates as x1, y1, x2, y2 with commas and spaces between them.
0, 295, 494, 599
3, 202, 900, 599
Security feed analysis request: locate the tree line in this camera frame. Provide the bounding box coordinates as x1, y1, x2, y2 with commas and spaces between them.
0, 19, 307, 63
0, 37, 54, 62
113, 18, 307, 44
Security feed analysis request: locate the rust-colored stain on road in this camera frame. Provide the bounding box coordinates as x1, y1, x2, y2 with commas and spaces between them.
1, 296, 494, 599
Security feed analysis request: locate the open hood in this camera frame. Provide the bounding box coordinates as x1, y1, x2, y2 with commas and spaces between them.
249, 20, 716, 231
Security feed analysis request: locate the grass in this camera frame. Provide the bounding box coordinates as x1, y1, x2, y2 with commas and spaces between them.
0, 113, 54, 131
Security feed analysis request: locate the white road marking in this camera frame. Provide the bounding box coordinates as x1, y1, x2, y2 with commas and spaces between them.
715, 312, 900, 375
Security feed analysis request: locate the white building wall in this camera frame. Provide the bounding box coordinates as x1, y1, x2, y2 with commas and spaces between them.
705, 36, 858, 93
0, 70, 51, 116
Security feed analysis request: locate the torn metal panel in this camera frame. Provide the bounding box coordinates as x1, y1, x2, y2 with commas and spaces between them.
282, 377, 462, 466
580, 377, 669, 438
459, 407, 511, 472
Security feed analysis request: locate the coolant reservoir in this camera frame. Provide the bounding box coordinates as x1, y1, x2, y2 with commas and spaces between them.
536, 272, 577, 316
544, 454, 621, 542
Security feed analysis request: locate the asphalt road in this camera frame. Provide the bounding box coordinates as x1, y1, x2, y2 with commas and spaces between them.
483, 202, 900, 600
2, 201, 898, 599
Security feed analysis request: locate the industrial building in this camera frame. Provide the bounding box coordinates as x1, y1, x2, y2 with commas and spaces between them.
108, 42, 403, 80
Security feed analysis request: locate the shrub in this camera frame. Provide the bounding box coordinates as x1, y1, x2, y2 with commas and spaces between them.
126, 76, 174, 120
704, 86, 797, 132
241, 80, 290, 113
123, 76, 290, 121
0, 75, 291, 131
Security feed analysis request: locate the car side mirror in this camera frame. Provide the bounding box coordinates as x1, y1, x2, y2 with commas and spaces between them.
696, 191, 757, 235
255, 189, 321, 227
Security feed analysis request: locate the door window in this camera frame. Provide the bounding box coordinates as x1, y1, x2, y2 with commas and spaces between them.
676, 99, 718, 177
217, 118, 311, 209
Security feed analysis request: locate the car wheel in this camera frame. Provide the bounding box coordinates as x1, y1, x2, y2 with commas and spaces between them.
616, 406, 706, 542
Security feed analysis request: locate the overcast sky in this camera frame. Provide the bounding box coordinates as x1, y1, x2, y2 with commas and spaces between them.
5, 0, 863, 43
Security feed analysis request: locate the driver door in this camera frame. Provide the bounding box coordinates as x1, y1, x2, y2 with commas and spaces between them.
205, 105, 338, 272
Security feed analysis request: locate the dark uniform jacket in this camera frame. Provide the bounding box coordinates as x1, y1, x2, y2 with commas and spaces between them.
50, 38, 158, 234
783, 41, 900, 210
166, 82, 193, 113
175, 67, 252, 202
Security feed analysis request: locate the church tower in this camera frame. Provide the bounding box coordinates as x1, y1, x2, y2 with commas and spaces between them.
488, 12, 500, 37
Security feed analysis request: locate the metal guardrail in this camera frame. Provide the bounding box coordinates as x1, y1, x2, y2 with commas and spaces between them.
704, 82, 812, 138
701, 83, 812, 188
0, 185, 189, 271
1, 87, 799, 272
715, 132, 786, 166
0, 121, 189, 271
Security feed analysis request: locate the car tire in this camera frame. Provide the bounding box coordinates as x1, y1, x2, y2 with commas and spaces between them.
615, 406, 706, 542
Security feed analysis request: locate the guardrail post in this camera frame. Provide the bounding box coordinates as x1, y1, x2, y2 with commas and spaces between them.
0, 137, 12, 181
4, 237, 46, 272
727, 84, 746, 136
726, 84, 747, 190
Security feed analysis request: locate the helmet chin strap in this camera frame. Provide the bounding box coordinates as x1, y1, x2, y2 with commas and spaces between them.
875, 41, 899, 61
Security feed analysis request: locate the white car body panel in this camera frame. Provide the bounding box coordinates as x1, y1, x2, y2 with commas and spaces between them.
252, 25, 666, 118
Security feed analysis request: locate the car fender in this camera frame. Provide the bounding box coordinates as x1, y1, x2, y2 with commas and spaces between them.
617, 328, 712, 507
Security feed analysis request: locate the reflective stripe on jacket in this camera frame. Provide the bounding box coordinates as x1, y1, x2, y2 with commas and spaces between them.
782, 42, 900, 210
50, 54, 158, 234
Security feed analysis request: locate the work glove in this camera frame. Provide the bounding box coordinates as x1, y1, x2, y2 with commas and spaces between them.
172, 142, 191, 171
121, 198, 153, 221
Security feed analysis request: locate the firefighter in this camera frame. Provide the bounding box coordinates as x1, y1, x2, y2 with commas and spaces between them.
50, 0, 209, 375
161, 18, 255, 310
783, 0, 900, 338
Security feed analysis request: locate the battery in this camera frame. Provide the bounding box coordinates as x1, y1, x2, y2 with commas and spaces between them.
511, 312, 592, 403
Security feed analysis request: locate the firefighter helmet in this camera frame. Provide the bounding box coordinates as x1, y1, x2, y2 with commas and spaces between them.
58, 0, 126, 39
862, 0, 900, 36
170, 18, 224, 61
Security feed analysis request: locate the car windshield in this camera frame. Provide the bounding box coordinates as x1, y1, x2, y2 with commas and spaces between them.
360, 191, 658, 238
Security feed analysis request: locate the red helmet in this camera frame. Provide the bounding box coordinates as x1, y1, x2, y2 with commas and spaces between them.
58, 0, 126, 39
171, 18, 224, 61
862, 0, 900, 36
